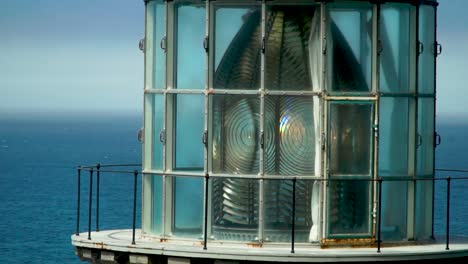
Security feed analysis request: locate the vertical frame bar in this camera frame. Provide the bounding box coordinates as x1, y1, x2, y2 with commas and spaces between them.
372, 2, 381, 240
88, 168, 94, 240
404, 3, 418, 240
291, 178, 296, 253
320, 1, 328, 241
142, 1, 152, 234
258, 0, 267, 244
377, 177, 383, 253
445, 177, 451, 250
96, 164, 100, 232
76, 167, 81, 236
431, 3, 439, 240
163, 0, 175, 237
203, 175, 209, 250
202, 0, 211, 246
132, 170, 139, 245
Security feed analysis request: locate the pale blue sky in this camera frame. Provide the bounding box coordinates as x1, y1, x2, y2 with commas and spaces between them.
0, 0, 467, 117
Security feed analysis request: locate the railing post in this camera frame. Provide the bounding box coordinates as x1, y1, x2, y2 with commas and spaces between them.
446, 176, 451, 250
132, 170, 138, 245
96, 164, 101, 232
291, 178, 296, 254
203, 174, 209, 250
88, 168, 94, 240
377, 177, 383, 253
76, 166, 81, 236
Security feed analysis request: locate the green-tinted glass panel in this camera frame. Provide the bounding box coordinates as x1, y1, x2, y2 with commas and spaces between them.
152, 175, 163, 235
175, 1, 206, 89
173, 176, 204, 238
264, 96, 315, 176
379, 97, 411, 177
381, 181, 408, 241
415, 97, 434, 239
146, 0, 166, 89
174, 94, 204, 171
328, 180, 371, 235
214, 5, 261, 90
329, 4, 372, 92
329, 103, 373, 176
211, 178, 259, 241
379, 97, 412, 241
152, 95, 165, 170
419, 5, 435, 94
380, 4, 412, 93
415, 180, 433, 239
417, 98, 435, 176
265, 5, 317, 91
212, 94, 260, 174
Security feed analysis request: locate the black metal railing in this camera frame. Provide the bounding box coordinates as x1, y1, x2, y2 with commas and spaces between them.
75, 164, 141, 245
74, 165, 468, 253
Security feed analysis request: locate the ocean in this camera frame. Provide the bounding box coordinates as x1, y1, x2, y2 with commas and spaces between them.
0, 112, 467, 263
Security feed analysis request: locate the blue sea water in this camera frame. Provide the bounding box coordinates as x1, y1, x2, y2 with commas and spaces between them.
0, 112, 142, 263
0, 112, 467, 263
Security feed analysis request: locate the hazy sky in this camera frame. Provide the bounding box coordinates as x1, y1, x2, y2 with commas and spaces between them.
1, 0, 467, 117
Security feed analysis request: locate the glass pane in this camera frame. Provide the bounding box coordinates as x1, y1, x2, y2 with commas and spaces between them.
264, 179, 320, 242
379, 97, 412, 241
214, 5, 261, 90
211, 178, 259, 241
328, 180, 371, 235
415, 97, 434, 239
381, 181, 408, 241
152, 175, 163, 234
415, 180, 433, 239
174, 94, 205, 171
417, 98, 435, 176
152, 95, 165, 170
173, 176, 204, 238
329, 4, 372, 92
146, 0, 166, 89
265, 5, 317, 91
264, 96, 316, 176
380, 4, 412, 93
212, 95, 260, 174
379, 97, 411, 177
419, 5, 435, 94
175, 1, 206, 89
329, 103, 373, 176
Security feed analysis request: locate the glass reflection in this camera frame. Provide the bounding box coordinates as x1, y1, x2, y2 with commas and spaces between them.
214, 6, 261, 90
175, 2, 206, 89
419, 5, 435, 94
329, 4, 372, 92
174, 95, 204, 171
380, 4, 412, 93
329, 103, 373, 176
329, 180, 370, 235
173, 176, 204, 238
264, 96, 315, 176
147, 0, 166, 89
212, 95, 260, 174
211, 178, 259, 241
152, 95, 164, 170
265, 5, 317, 91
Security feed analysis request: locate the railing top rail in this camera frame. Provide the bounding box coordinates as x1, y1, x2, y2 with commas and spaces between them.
80, 163, 141, 169
77, 164, 468, 181
436, 168, 468, 173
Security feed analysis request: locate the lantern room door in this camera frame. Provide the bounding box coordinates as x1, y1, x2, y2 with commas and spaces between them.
324, 101, 375, 240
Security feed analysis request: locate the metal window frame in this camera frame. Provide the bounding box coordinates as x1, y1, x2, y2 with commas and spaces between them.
142, 0, 438, 245
324, 99, 376, 239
